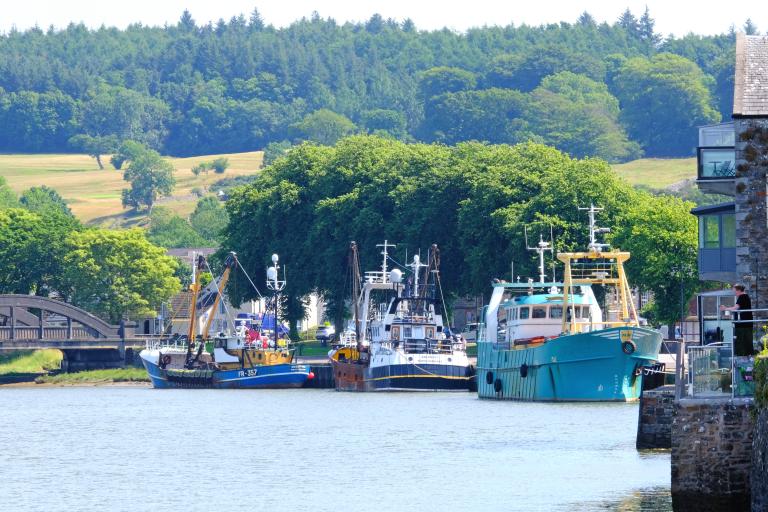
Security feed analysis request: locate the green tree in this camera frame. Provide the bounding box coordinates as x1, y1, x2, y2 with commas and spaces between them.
417, 67, 477, 99
610, 194, 699, 330
190, 196, 228, 243
147, 207, 208, 248
68, 134, 119, 170
62, 228, 181, 322
422, 88, 530, 144
527, 72, 641, 162
263, 140, 292, 168
614, 53, 720, 156
290, 109, 357, 145
0, 208, 75, 295
121, 145, 176, 213
110, 140, 146, 170
19, 186, 76, 221
211, 157, 229, 174
0, 177, 18, 208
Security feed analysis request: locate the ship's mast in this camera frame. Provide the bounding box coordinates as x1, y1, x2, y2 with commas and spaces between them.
525, 226, 553, 284
376, 240, 396, 283
407, 253, 427, 295
579, 203, 611, 253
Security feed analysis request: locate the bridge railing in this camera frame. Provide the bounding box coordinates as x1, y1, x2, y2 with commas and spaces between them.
0, 326, 94, 340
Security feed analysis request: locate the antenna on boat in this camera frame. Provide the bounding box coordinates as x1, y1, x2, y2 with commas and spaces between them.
376, 240, 396, 283
525, 225, 553, 284
407, 252, 428, 296
579, 203, 611, 253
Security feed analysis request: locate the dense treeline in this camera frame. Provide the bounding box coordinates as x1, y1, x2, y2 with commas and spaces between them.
221, 136, 698, 335
0, 8, 742, 161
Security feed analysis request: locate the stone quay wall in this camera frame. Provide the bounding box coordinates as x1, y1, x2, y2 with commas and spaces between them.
636, 386, 675, 449
671, 398, 754, 511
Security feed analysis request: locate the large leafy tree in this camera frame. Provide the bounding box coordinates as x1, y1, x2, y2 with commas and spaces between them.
121, 144, 176, 213
614, 53, 720, 156
0, 177, 18, 208
611, 194, 699, 330
527, 72, 641, 162
221, 135, 696, 333
0, 207, 76, 295
61, 228, 180, 322
290, 109, 357, 146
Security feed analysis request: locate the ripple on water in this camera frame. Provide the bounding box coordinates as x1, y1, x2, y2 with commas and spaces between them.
0, 388, 671, 512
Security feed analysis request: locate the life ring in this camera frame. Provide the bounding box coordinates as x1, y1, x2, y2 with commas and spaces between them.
486, 371, 494, 385
622, 341, 636, 355
160, 354, 171, 368
493, 378, 502, 393
520, 363, 528, 378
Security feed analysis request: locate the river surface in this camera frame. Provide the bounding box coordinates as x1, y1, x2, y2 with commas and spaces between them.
0, 387, 671, 511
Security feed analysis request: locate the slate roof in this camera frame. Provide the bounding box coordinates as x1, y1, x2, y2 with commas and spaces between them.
734, 33, 768, 117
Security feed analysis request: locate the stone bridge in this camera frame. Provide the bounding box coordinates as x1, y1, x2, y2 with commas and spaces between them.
0, 295, 146, 371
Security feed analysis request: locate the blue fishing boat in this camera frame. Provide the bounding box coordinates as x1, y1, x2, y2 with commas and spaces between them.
140, 252, 312, 389
476, 205, 662, 402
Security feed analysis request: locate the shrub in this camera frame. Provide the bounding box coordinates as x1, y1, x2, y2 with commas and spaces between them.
212, 157, 229, 174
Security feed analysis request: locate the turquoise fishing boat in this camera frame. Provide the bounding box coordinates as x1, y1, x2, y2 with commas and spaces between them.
476, 205, 662, 402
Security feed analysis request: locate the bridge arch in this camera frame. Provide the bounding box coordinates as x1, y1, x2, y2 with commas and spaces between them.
0, 295, 123, 339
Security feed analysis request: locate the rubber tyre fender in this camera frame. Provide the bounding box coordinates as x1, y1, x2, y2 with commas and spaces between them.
520, 363, 528, 378
493, 378, 503, 393
622, 341, 636, 355
485, 371, 494, 385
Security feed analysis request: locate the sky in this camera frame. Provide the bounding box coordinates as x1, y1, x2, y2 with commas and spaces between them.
0, 0, 765, 37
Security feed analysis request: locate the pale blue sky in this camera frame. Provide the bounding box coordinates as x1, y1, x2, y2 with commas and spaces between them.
0, 0, 765, 36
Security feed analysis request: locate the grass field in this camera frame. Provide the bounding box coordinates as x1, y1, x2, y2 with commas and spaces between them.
0, 349, 63, 375
35, 367, 149, 384
0, 151, 263, 226
611, 157, 696, 189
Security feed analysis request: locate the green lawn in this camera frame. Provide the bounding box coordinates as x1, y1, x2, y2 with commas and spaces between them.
0, 151, 263, 225
611, 157, 696, 189
0, 350, 63, 375
35, 367, 149, 384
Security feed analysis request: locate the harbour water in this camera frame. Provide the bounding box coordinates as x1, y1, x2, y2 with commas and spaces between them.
0, 388, 671, 511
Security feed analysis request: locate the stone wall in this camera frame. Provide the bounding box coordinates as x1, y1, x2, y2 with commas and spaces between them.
636, 386, 675, 449
734, 118, 768, 308
752, 408, 768, 511
671, 398, 754, 511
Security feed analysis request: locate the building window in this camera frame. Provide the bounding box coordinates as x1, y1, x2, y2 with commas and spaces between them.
722, 214, 736, 248
698, 148, 736, 178
700, 216, 720, 249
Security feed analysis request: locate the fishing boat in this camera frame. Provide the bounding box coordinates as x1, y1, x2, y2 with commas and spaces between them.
476, 205, 662, 401
140, 252, 312, 389
329, 241, 474, 392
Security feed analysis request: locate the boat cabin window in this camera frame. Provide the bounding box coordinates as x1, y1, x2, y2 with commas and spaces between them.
532, 307, 547, 319
426, 327, 435, 338
404, 326, 412, 338
550, 306, 563, 319
519, 307, 530, 320
392, 326, 400, 339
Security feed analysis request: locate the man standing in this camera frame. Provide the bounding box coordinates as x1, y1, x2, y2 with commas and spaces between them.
720, 284, 754, 356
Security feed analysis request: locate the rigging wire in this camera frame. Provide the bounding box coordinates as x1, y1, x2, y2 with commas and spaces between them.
233, 254, 264, 300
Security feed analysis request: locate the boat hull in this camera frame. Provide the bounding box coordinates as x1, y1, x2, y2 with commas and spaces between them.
331, 359, 474, 392
476, 326, 661, 402
141, 357, 310, 389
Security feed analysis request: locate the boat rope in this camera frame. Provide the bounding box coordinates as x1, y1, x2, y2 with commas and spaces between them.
233, 254, 264, 300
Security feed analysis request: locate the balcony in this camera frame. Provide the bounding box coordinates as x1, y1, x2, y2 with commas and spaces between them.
691, 203, 737, 283
696, 123, 735, 196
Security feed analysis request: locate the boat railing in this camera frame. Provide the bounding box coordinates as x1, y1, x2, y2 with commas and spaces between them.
679, 308, 768, 400
399, 340, 465, 354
